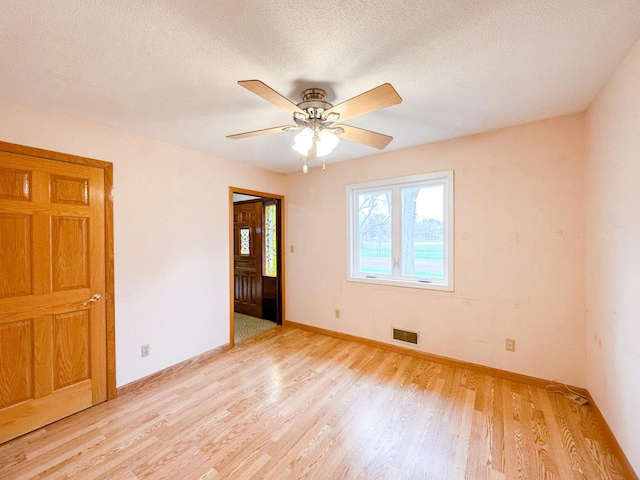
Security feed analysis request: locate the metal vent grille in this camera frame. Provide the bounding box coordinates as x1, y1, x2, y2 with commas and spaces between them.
392, 328, 419, 345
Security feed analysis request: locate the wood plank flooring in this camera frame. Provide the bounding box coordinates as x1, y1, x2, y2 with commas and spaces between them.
0, 326, 632, 479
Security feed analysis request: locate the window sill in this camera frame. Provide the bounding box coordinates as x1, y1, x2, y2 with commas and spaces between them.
347, 275, 453, 292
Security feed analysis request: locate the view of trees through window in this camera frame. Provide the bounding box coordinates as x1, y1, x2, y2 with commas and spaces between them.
357, 185, 444, 278
358, 190, 392, 274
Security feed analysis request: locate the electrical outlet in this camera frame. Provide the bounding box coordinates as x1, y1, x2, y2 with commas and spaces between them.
290, 245, 294, 253
141, 344, 150, 357
335, 309, 340, 319
505, 338, 516, 352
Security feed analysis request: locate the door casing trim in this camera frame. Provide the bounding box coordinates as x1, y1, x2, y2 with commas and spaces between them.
0, 141, 117, 400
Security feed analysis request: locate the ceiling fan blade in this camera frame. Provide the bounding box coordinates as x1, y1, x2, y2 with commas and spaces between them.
337, 125, 393, 150
227, 125, 292, 139
326, 83, 402, 122
238, 80, 306, 116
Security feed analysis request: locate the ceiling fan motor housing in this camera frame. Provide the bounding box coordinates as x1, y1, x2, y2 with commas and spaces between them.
298, 88, 333, 118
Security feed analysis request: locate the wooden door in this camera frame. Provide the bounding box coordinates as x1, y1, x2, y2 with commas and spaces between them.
233, 201, 262, 318
0, 152, 107, 443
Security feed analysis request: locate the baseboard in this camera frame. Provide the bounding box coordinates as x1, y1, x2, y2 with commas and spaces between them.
284, 320, 584, 392
286, 320, 640, 479
116, 343, 230, 396
584, 391, 639, 480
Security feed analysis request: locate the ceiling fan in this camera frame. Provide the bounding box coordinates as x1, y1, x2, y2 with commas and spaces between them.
227, 80, 402, 172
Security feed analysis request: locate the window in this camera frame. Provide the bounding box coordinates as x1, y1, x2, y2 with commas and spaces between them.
347, 170, 454, 291
240, 228, 251, 255
264, 202, 277, 277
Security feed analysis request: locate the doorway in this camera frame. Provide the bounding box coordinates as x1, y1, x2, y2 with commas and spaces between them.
229, 188, 284, 347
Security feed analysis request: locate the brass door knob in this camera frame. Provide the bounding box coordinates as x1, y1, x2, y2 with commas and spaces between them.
83, 294, 102, 305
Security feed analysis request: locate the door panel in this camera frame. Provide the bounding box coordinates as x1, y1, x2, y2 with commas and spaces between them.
53, 310, 90, 389
0, 213, 32, 298
0, 167, 31, 201
0, 152, 106, 443
50, 175, 89, 205
51, 216, 90, 291
233, 201, 263, 318
0, 319, 33, 408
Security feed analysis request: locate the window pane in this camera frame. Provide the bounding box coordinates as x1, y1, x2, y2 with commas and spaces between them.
357, 190, 392, 275
240, 228, 250, 255
264, 204, 277, 277
401, 185, 444, 278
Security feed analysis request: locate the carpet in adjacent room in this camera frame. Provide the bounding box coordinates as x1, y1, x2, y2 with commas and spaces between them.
233, 313, 277, 343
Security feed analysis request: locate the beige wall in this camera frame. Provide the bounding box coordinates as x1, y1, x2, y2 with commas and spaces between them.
0, 97, 286, 386
586, 38, 640, 472
285, 114, 587, 386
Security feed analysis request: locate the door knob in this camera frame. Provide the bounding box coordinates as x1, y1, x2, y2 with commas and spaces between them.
83, 294, 102, 305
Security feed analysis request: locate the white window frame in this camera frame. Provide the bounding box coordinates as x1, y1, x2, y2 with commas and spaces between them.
347, 170, 454, 291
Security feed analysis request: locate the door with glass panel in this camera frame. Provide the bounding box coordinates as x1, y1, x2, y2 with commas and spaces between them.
233, 200, 263, 318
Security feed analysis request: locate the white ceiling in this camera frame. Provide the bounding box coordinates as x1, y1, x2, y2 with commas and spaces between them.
2, 1, 640, 173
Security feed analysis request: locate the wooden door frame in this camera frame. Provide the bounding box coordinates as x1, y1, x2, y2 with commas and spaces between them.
0, 141, 117, 400
229, 187, 285, 347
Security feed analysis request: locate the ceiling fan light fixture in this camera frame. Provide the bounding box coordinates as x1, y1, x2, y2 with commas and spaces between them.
325, 112, 340, 123
292, 143, 308, 156
316, 129, 339, 157
292, 127, 314, 155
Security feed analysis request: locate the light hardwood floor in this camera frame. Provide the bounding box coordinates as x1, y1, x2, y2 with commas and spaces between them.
0, 326, 633, 479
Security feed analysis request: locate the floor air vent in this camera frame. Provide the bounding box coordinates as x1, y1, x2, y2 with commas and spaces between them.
392, 327, 419, 345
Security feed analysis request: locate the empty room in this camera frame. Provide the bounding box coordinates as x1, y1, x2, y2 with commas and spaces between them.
1, 2, 639, 479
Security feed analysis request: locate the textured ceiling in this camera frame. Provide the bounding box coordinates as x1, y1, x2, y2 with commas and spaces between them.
2, 1, 640, 173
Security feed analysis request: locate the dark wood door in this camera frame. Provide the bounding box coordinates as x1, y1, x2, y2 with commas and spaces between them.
0, 152, 107, 443
233, 201, 262, 318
